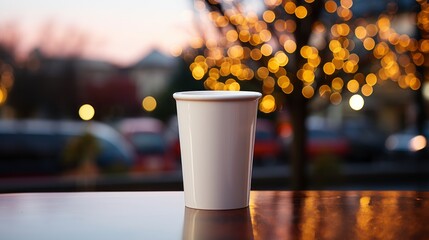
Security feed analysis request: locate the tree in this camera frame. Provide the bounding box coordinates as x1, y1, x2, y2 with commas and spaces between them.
185, 0, 426, 189
1, 21, 95, 119
0, 22, 20, 116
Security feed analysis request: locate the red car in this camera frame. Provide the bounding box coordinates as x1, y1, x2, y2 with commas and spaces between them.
253, 119, 282, 164
307, 129, 351, 160
117, 117, 177, 173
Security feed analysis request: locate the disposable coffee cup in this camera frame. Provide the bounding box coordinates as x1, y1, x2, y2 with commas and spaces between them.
173, 90, 261, 210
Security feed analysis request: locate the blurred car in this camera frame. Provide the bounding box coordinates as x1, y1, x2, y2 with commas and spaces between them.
385, 125, 428, 160
341, 119, 386, 162
253, 119, 282, 164
117, 117, 176, 173
0, 119, 134, 178
307, 128, 351, 160
165, 116, 181, 161
280, 126, 351, 162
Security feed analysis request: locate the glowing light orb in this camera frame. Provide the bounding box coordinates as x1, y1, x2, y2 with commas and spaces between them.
79, 104, 95, 121
349, 94, 364, 111
142, 96, 157, 112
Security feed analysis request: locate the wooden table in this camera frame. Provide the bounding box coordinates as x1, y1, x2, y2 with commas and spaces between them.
1, 191, 428, 239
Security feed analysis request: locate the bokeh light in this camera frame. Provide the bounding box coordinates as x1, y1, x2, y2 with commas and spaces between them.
325, 0, 337, 13
409, 135, 427, 152
142, 96, 157, 112
0, 87, 7, 104
183, 0, 426, 116
79, 104, 95, 121
259, 95, 276, 113
349, 94, 364, 111
295, 6, 308, 19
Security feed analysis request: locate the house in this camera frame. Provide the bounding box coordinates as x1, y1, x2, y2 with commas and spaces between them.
130, 49, 177, 99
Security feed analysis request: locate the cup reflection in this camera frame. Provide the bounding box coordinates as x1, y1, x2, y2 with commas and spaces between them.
182, 207, 254, 240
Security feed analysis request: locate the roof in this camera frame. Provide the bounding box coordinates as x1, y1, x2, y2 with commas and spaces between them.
132, 49, 176, 69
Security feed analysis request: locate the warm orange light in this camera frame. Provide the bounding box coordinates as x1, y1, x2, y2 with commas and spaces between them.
239, 30, 251, 42
204, 78, 216, 90
361, 84, 373, 96
227, 45, 244, 59
274, 19, 286, 31
268, 58, 280, 73
373, 42, 389, 59
347, 79, 360, 93
142, 96, 157, 112
284, 39, 297, 53
226, 30, 238, 42
300, 45, 313, 58
363, 38, 376, 50
259, 95, 276, 113
250, 34, 262, 46
263, 77, 276, 89
215, 16, 228, 27
377, 17, 391, 32
277, 75, 290, 88
295, 6, 308, 19
302, 85, 314, 98
263, 10, 276, 23
412, 52, 425, 66
332, 77, 344, 91
259, 29, 272, 42
261, 44, 273, 56
308, 56, 321, 68
284, 2, 296, 14
0, 87, 6, 104
282, 83, 294, 94
323, 62, 336, 75
213, 82, 224, 90
192, 65, 205, 80
340, 0, 353, 9
275, 51, 289, 66
265, 0, 282, 7
257, 67, 269, 79
329, 40, 342, 53
325, 0, 337, 13
332, 58, 344, 69
190, 37, 204, 49
355, 26, 367, 39
366, 73, 377, 86
343, 60, 358, 73
410, 76, 421, 90
226, 79, 240, 91
336, 23, 350, 36
410, 135, 427, 152
330, 92, 342, 105
209, 68, 220, 79
250, 48, 262, 60
420, 39, 429, 52
319, 85, 331, 97
285, 19, 297, 33
302, 70, 315, 82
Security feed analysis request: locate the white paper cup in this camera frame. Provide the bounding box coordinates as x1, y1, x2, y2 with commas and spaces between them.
173, 90, 261, 210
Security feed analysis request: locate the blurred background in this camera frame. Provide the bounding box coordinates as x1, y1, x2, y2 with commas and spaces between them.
0, 0, 428, 192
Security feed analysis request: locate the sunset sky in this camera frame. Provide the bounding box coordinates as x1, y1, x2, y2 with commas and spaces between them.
0, 0, 195, 66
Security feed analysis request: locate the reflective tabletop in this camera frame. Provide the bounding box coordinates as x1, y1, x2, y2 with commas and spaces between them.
1, 191, 428, 239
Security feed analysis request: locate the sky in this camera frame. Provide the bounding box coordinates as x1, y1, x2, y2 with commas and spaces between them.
0, 0, 195, 66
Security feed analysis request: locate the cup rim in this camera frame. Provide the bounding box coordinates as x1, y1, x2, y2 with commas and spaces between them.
173, 91, 262, 101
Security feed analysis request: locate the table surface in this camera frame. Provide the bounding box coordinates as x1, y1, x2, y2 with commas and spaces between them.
1, 191, 428, 240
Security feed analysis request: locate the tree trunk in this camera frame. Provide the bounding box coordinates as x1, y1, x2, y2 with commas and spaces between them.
288, 94, 309, 190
